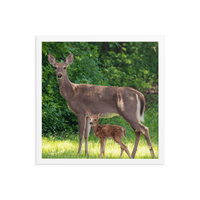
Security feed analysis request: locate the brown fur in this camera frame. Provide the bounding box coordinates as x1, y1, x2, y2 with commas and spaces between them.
88, 113, 130, 158
48, 53, 155, 159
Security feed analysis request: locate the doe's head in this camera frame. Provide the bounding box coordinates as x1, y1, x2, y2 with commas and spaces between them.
87, 112, 103, 126
48, 53, 74, 80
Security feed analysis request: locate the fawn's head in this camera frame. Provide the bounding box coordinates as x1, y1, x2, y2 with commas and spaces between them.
48, 53, 74, 80
87, 113, 103, 126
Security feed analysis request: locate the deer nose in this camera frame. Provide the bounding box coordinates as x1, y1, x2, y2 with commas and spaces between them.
90, 122, 93, 125
57, 73, 62, 78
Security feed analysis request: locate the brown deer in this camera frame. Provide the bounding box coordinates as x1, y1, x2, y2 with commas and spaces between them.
48, 53, 155, 159
88, 112, 131, 158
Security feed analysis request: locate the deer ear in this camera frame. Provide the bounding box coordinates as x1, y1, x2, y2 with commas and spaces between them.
98, 113, 104, 118
87, 112, 92, 117
65, 53, 74, 65
48, 54, 57, 65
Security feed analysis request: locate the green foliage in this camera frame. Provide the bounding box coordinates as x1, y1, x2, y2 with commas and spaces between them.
95, 42, 158, 108
42, 42, 158, 136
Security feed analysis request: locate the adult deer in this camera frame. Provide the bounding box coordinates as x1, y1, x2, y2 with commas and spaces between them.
48, 53, 155, 158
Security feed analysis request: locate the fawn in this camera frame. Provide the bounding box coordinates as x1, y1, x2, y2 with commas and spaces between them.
87, 112, 131, 159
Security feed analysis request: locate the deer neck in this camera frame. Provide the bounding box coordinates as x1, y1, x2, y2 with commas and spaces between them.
58, 71, 73, 100
91, 124, 99, 133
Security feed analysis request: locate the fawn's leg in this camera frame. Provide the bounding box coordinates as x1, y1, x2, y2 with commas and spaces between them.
115, 138, 131, 158
100, 138, 104, 159
103, 139, 107, 158
120, 147, 124, 158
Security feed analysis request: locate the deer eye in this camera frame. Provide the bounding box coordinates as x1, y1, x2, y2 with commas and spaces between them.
94, 119, 97, 121
63, 66, 66, 69
54, 67, 57, 70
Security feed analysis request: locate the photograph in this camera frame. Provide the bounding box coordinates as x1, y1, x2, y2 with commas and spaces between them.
36, 36, 164, 164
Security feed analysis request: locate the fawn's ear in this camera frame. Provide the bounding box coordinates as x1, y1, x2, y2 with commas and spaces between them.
87, 112, 92, 117
48, 54, 57, 65
98, 113, 104, 118
65, 53, 74, 65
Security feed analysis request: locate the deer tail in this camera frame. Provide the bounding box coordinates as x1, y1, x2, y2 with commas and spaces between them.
136, 93, 145, 122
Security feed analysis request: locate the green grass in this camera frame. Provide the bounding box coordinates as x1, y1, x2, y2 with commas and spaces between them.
42, 106, 158, 159
42, 135, 158, 159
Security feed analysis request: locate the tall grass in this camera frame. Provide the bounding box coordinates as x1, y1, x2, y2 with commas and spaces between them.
42, 105, 158, 159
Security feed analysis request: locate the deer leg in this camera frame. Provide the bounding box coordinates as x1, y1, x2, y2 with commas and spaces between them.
131, 131, 141, 158
134, 122, 155, 158
115, 138, 131, 158
116, 108, 141, 158
120, 147, 124, 158
142, 126, 155, 158
103, 139, 107, 158
121, 144, 131, 158
77, 114, 86, 155
117, 109, 155, 158
100, 138, 104, 159
84, 117, 91, 157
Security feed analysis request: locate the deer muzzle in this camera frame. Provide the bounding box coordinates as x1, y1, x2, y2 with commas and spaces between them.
57, 73, 63, 79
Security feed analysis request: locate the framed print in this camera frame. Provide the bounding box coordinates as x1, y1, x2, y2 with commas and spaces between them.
36, 35, 164, 164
